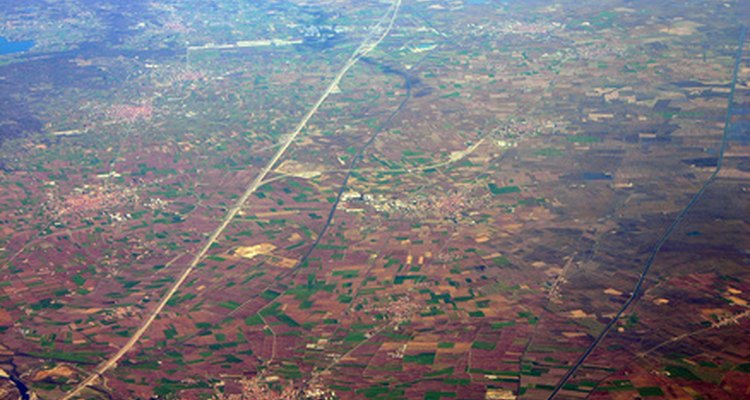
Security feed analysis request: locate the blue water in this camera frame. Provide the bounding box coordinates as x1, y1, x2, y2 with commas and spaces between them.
0, 37, 35, 55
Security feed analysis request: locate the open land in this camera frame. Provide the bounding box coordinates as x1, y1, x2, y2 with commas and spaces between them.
0, 0, 749, 399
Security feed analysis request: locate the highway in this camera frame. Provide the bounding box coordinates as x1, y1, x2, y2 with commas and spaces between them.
60, 1, 401, 398
546, 24, 746, 400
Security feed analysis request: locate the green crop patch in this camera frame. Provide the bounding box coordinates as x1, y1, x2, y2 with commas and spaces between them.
403, 352, 435, 365
424, 392, 456, 400
121, 360, 161, 370
217, 301, 240, 310
356, 386, 405, 399
394, 275, 426, 284
492, 256, 510, 266
30, 298, 63, 311
491, 321, 516, 329
223, 354, 243, 363
260, 302, 282, 317
637, 387, 665, 397
665, 365, 700, 381
279, 363, 302, 379
534, 148, 564, 157
29, 350, 103, 364
318, 244, 348, 250
425, 367, 454, 377
344, 331, 367, 343
286, 241, 306, 250
471, 341, 496, 350
71, 274, 86, 286
598, 379, 634, 391
277, 313, 300, 327
164, 325, 178, 340
261, 289, 281, 300
333, 270, 359, 278
488, 184, 521, 195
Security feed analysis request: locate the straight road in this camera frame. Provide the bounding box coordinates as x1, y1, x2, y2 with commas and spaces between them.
60, 1, 401, 398
546, 24, 746, 400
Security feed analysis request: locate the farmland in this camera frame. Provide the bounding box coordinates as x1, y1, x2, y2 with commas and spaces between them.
0, 0, 749, 399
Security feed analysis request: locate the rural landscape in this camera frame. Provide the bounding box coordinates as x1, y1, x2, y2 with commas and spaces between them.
0, 0, 749, 399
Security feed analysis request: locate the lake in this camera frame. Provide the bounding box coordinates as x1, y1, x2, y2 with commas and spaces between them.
0, 37, 35, 55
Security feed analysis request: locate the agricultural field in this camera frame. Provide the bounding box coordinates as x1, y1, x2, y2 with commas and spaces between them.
0, 0, 749, 399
